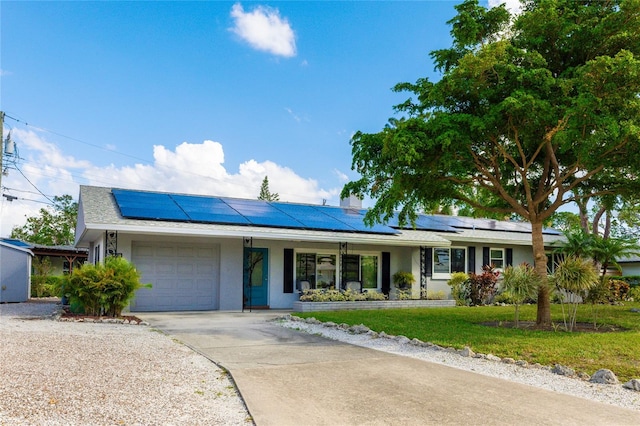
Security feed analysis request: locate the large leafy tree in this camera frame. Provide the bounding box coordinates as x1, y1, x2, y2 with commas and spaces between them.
10, 195, 78, 246
343, 0, 640, 325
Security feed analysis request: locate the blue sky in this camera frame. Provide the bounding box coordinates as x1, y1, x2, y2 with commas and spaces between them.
0, 0, 517, 236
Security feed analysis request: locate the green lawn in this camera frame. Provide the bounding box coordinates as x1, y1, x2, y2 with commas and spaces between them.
294, 303, 640, 382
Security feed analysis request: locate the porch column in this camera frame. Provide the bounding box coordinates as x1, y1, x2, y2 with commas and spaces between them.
411, 247, 422, 299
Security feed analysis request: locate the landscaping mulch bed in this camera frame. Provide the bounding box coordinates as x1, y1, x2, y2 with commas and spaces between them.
60, 306, 144, 324
480, 321, 626, 333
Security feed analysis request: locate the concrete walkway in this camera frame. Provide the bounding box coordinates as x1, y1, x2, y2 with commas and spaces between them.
138, 311, 640, 426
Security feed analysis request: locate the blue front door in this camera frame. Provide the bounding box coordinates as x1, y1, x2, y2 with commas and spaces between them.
243, 247, 269, 307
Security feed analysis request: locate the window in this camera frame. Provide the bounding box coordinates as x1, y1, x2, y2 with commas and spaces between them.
316, 255, 336, 289
295, 251, 379, 291
360, 255, 378, 289
296, 253, 316, 288
342, 254, 378, 290
433, 247, 466, 277
490, 248, 504, 269
546, 253, 564, 274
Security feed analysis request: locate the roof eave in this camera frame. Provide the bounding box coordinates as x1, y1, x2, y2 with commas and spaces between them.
80, 222, 451, 247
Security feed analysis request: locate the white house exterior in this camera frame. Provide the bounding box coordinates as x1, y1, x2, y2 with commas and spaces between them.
74, 186, 564, 312
618, 255, 640, 277
0, 239, 33, 303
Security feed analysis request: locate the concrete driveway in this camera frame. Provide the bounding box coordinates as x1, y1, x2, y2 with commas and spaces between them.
138, 311, 640, 426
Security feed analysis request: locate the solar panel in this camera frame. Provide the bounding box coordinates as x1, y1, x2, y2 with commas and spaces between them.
221, 198, 305, 228
416, 216, 458, 232
270, 202, 356, 232
113, 189, 189, 221
170, 194, 250, 225
384, 213, 457, 232
320, 207, 399, 234
115, 188, 549, 235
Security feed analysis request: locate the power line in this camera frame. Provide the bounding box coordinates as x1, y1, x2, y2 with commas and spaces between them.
14, 166, 54, 204
3, 113, 154, 164
2, 187, 57, 198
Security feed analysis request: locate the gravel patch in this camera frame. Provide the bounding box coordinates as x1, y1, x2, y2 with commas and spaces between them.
278, 316, 640, 412
0, 301, 251, 425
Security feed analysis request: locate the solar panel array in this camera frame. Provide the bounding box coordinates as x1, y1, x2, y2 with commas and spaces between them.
388, 212, 561, 235
112, 188, 560, 235
112, 189, 399, 235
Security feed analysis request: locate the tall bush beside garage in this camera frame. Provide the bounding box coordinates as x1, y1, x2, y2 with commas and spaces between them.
59, 257, 150, 316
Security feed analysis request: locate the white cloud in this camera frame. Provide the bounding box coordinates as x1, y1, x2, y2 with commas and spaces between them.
0, 132, 338, 236
230, 3, 296, 57
83, 140, 336, 203
488, 0, 523, 15
333, 169, 349, 182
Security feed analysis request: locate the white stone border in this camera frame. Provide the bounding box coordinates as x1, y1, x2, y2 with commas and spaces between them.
279, 315, 640, 396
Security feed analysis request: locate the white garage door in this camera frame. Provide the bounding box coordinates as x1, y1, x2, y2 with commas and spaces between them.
130, 242, 220, 311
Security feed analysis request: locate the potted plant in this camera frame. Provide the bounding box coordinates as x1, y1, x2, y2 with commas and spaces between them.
393, 271, 415, 290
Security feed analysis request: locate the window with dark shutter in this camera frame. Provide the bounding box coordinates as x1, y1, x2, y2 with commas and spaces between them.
382, 252, 391, 294
468, 246, 476, 273
283, 249, 294, 293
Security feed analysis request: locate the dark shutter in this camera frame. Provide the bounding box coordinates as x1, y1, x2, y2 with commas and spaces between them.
506, 248, 513, 267
382, 252, 391, 295
283, 249, 294, 293
425, 247, 433, 277
468, 246, 476, 273
483, 247, 490, 268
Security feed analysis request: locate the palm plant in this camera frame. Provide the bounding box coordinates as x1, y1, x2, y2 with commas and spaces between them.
591, 236, 640, 279
552, 257, 598, 332
554, 229, 595, 259
501, 263, 541, 327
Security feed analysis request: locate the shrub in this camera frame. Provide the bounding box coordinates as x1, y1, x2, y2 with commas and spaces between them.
299, 289, 387, 302
363, 290, 386, 301
31, 275, 52, 298
501, 263, 541, 327
628, 286, 640, 302
31, 257, 54, 298
299, 289, 344, 302
584, 278, 612, 329
465, 265, 499, 306
607, 275, 640, 288
392, 271, 415, 290
608, 279, 630, 302
421, 289, 445, 300
396, 289, 412, 300
552, 257, 598, 331
447, 272, 469, 306
493, 291, 514, 304
58, 257, 150, 316
32, 275, 64, 298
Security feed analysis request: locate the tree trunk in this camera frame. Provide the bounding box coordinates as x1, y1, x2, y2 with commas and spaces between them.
531, 220, 551, 325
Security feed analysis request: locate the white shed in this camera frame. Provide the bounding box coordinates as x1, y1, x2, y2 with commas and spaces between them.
0, 240, 33, 303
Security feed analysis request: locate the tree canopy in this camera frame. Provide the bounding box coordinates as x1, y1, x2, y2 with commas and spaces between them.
10, 194, 78, 246
342, 0, 640, 325
258, 176, 279, 201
